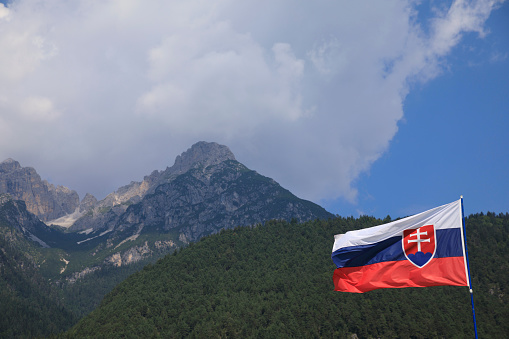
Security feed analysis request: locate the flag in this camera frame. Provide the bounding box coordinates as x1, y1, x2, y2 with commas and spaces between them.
331, 199, 470, 293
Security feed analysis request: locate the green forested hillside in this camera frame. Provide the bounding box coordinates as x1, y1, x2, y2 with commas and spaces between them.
0, 219, 159, 337
67, 213, 509, 338
0, 231, 76, 338
59, 260, 154, 319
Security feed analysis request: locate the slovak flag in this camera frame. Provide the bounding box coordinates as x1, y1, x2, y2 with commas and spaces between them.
331, 199, 470, 293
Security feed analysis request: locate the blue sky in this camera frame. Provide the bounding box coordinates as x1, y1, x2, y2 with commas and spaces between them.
0, 0, 507, 220
329, 2, 509, 218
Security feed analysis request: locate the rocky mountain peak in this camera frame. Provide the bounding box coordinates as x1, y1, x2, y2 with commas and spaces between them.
68, 142, 237, 231
0, 158, 22, 172
0, 159, 79, 221
80, 193, 98, 212
171, 141, 236, 174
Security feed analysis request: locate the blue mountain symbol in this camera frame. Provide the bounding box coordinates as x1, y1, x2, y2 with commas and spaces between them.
407, 251, 433, 267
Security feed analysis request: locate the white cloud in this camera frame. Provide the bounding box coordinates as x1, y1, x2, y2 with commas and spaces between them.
0, 0, 503, 203
308, 37, 346, 76
0, 4, 10, 20
19, 96, 59, 121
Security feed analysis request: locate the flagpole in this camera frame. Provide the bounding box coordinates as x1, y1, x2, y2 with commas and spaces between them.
460, 196, 478, 339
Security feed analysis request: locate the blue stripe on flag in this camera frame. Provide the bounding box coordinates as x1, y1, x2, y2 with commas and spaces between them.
332, 228, 463, 268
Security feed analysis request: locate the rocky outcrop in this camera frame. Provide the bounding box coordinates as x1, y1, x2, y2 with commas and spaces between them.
99, 141, 235, 207
0, 194, 54, 248
65, 266, 101, 284
105, 242, 152, 267
105, 142, 234, 205
171, 141, 236, 175
67, 141, 332, 251
69, 142, 238, 231
108, 157, 333, 243
0, 159, 79, 221
80, 193, 98, 212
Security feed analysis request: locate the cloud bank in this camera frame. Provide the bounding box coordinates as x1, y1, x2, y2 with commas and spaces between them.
0, 0, 503, 203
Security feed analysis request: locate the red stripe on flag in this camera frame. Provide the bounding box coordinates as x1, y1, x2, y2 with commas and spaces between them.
333, 257, 468, 293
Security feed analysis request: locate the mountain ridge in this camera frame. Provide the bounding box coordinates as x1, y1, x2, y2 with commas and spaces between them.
54, 141, 239, 230
0, 159, 80, 221
1, 141, 333, 282
0, 141, 336, 335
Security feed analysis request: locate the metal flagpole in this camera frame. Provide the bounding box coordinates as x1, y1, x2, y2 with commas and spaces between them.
460, 195, 478, 339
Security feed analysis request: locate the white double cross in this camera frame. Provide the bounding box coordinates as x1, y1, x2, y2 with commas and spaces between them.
407, 228, 430, 252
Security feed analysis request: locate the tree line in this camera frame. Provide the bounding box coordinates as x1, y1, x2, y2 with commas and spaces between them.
66, 213, 509, 338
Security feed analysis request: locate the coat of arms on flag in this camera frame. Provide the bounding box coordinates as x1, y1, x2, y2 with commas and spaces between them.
403, 225, 436, 268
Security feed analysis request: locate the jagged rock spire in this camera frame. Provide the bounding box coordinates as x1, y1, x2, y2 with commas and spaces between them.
0, 158, 22, 172
171, 141, 236, 174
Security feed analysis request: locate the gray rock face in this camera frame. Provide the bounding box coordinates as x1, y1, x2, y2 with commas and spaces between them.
104, 242, 152, 267
70, 142, 237, 231
171, 141, 236, 175
65, 267, 101, 284
80, 193, 98, 213
0, 159, 79, 221
109, 158, 333, 243
1, 142, 333, 253
68, 141, 333, 240
0, 194, 53, 247
65, 141, 332, 275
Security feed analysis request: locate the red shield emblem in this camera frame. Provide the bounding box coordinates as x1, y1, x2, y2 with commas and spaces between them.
402, 225, 436, 268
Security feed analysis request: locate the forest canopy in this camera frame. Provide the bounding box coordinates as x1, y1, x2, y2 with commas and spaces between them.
68, 213, 509, 338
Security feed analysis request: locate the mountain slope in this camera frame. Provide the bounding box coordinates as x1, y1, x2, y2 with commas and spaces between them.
0, 158, 79, 221
67, 141, 239, 232
0, 196, 77, 337
68, 213, 509, 338
0, 141, 337, 333
56, 142, 333, 276
110, 158, 333, 243
1, 142, 332, 278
